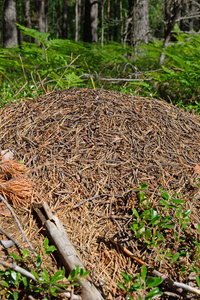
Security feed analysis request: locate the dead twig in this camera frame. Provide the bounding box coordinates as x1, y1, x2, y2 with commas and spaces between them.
0, 194, 35, 254
0, 225, 22, 250
37, 72, 47, 94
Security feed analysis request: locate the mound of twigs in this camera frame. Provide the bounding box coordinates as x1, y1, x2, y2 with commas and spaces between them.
0, 88, 200, 298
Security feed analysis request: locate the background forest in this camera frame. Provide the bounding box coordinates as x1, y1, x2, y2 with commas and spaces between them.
1, 1, 200, 300
0, 0, 200, 112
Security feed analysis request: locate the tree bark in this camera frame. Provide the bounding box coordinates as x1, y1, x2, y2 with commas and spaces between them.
159, 0, 182, 65
39, 0, 46, 33
101, 0, 106, 48
106, 0, 111, 41
75, 0, 80, 41
120, 0, 123, 45
113, 0, 118, 41
62, 0, 68, 39
56, 0, 60, 38
2, 0, 18, 48
83, 0, 98, 44
24, 0, 31, 42
129, 0, 149, 49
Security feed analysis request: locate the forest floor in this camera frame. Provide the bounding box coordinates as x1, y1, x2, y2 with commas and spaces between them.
0, 88, 200, 299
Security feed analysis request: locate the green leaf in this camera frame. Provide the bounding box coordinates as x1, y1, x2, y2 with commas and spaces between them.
11, 253, 18, 263
145, 287, 162, 299
44, 238, 49, 249
31, 270, 39, 280
45, 245, 57, 255
160, 189, 169, 200
171, 252, 180, 264
196, 276, 200, 287
139, 182, 149, 190
132, 208, 139, 219
146, 277, 163, 288
36, 255, 42, 268
0, 280, 9, 287
183, 209, 192, 218
118, 282, 126, 291
22, 248, 30, 259
50, 287, 58, 296
22, 276, 28, 287
51, 270, 65, 282
198, 224, 200, 235
144, 229, 152, 240
11, 271, 18, 281
120, 271, 132, 283
41, 269, 49, 282
141, 266, 147, 281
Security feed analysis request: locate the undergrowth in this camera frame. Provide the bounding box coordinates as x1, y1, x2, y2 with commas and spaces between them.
0, 238, 89, 299
0, 25, 200, 113
118, 183, 200, 299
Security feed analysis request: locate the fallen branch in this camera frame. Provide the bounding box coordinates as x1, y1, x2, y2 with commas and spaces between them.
0, 258, 82, 300
0, 258, 37, 281
33, 201, 103, 300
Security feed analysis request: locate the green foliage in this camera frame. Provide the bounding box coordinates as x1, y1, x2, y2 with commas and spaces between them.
118, 266, 163, 300
1, 26, 200, 113
119, 183, 200, 298
0, 238, 90, 299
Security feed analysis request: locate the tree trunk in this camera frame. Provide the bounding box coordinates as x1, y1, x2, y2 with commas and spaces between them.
159, 0, 182, 65
24, 0, 31, 42
39, 0, 46, 33
75, 0, 80, 41
120, 0, 123, 45
56, 0, 60, 38
2, 0, 18, 48
62, 0, 68, 39
83, 0, 98, 43
101, 0, 106, 48
106, 0, 111, 41
113, 0, 118, 41
129, 0, 149, 49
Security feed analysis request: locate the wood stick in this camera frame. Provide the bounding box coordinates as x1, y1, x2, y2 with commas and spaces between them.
37, 72, 47, 94
34, 202, 103, 300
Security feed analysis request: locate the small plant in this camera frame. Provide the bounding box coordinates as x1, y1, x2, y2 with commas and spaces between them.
0, 238, 90, 299
118, 265, 163, 300
119, 184, 200, 298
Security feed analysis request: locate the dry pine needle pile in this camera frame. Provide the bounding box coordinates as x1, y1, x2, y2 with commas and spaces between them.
0, 88, 200, 298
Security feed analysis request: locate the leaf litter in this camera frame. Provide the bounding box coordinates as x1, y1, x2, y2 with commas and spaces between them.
0, 88, 200, 299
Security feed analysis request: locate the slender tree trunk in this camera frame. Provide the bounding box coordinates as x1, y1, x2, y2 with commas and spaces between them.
120, 0, 123, 45
62, 0, 68, 39
101, 0, 106, 48
56, 0, 60, 38
106, 0, 111, 41
113, 0, 118, 41
16, 0, 23, 47
24, 0, 31, 42
83, 0, 98, 44
38, 0, 45, 33
45, 0, 49, 33
159, 0, 182, 65
2, 0, 18, 48
75, 0, 79, 41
